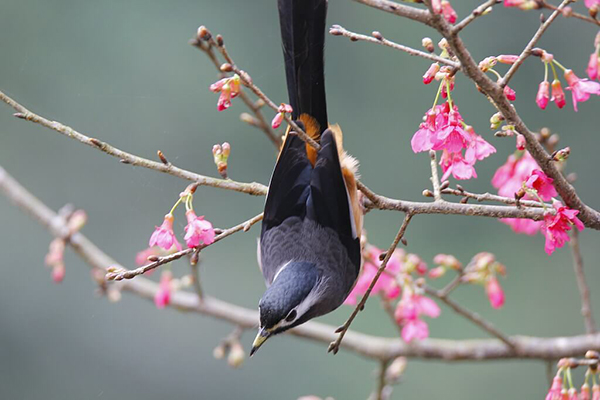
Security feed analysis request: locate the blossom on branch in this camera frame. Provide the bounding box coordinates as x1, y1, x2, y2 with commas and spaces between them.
184, 210, 216, 248
154, 270, 173, 309
524, 169, 557, 201
541, 201, 585, 255
271, 103, 293, 129
149, 214, 182, 251
394, 292, 440, 342
209, 74, 241, 111
564, 69, 600, 111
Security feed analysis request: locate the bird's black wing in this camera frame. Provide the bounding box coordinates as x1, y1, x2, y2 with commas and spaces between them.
309, 131, 361, 271
278, 0, 328, 131
261, 127, 312, 236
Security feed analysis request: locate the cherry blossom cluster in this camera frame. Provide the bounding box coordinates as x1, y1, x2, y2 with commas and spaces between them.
147, 186, 215, 253
534, 49, 600, 111
492, 150, 584, 254
210, 74, 241, 111
545, 357, 600, 400
414, 50, 496, 181
430, 0, 457, 24
344, 245, 440, 342
44, 209, 87, 283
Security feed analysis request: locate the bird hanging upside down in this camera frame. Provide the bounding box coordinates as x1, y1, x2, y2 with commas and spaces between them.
251, 0, 363, 356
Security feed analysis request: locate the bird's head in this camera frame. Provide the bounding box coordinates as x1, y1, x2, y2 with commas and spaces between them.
250, 261, 319, 356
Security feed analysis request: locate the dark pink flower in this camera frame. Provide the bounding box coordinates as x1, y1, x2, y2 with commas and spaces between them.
423, 63, 440, 84
431, 0, 442, 13
542, 201, 585, 255
433, 112, 471, 153
440, 150, 477, 181
567, 388, 578, 400
440, 0, 457, 24
492, 151, 538, 198
580, 383, 590, 400
411, 104, 449, 153
504, 85, 516, 101
210, 74, 241, 111
184, 210, 216, 248
545, 376, 563, 400
564, 69, 600, 111
592, 384, 600, 400
525, 169, 557, 201
154, 270, 172, 309
551, 79, 566, 109
588, 52, 599, 80
485, 276, 505, 309
536, 81, 550, 110
344, 246, 404, 305
149, 214, 182, 251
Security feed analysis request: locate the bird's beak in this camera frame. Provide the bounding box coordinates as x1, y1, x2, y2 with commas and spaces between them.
249, 327, 271, 357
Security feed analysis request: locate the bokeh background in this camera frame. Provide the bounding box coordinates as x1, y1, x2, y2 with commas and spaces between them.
1, 1, 599, 399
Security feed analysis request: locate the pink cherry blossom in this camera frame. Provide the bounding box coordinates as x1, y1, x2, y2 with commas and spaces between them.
423, 63, 440, 84
440, 0, 457, 24
516, 134, 526, 151
536, 81, 550, 109
551, 79, 566, 109
209, 74, 241, 111
492, 151, 538, 198
593, 384, 600, 400
525, 169, 557, 201
136, 246, 164, 267
588, 52, 599, 80
485, 276, 505, 309
411, 104, 449, 153
464, 127, 496, 163
184, 210, 216, 248
149, 214, 182, 251
394, 293, 440, 342
541, 201, 585, 255
440, 150, 477, 181
432, 112, 471, 153
344, 246, 404, 305
580, 384, 590, 400
154, 270, 173, 309
567, 388, 578, 400
564, 69, 600, 111
501, 218, 543, 235
545, 376, 563, 400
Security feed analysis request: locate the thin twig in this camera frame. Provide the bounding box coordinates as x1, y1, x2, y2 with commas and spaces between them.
191, 260, 204, 301
453, 0, 501, 33
106, 213, 264, 280
189, 37, 282, 148
374, 360, 391, 400
425, 286, 516, 349
329, 213, 413, 354
329, 25, 460, 69
429, 151, 443, 202
500, 0, 574, 87
569, 229, 597, 334
351, 0, 433, 26
441, 187, 546, 208
3, 165, 600, 361
539, 0, 600, 26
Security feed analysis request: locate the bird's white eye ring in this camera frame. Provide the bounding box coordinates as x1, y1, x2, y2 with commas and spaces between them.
285, 309, 297, 322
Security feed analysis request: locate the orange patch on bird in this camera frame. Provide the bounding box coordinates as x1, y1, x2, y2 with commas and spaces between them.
299, 114, 321, 167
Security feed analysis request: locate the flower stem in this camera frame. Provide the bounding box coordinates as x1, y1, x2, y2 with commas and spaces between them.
552, 59, 567, 72
550, 61, 559, 81
432, 79, 444, 108
544, 61, 549, 82
169, 197, 184, 215
445, 80, 454, 110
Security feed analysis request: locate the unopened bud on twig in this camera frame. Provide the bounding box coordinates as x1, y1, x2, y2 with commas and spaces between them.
213, 142, 231, 179
372, 31, 383, 40
489, 112, 504, 130
227, 342, 245, 368
552, 147, 570, 162
422, 37, 434, 53
216, 34, 224, 46
422, 189, 434, 198
220, 63, 233, 72
197, 26, 211, 41
157, 150, 169, 165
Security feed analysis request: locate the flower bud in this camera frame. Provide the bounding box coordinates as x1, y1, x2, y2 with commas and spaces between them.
422, 37, 434, 53
553, 147, 570, 162
489, 112, 504, 130
497, 54, 519, 65
478, 56, 497, 72
536, 81, 550, 110
423, 63, 440, 85
227, 342, 245, 368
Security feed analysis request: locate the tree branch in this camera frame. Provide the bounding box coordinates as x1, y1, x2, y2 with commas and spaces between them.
453, 0, 501, 33
2, 164, 600, 361
329, 25, 460, 69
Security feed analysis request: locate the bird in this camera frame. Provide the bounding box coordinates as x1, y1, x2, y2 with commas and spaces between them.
250, 0, 363, 356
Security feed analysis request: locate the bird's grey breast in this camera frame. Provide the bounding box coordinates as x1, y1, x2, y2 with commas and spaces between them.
260, 217, 356, 304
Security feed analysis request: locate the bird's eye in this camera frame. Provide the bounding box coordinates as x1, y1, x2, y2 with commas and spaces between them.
285, 310, 297, 322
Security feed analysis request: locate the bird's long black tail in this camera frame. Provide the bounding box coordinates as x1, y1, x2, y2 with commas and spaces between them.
278, 0, 328, 133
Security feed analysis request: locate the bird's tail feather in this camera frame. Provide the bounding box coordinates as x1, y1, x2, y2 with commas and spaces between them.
278, 0, 328, 133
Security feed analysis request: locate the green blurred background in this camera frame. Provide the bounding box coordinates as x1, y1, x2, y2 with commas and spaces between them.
1, 1, 599, 399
